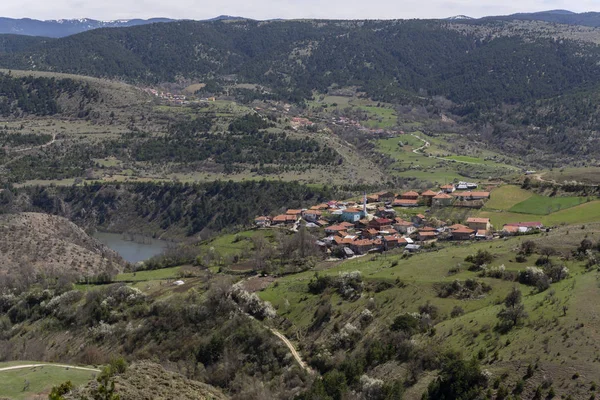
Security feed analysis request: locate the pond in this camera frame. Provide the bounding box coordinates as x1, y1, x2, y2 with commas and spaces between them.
93, 231, 170, 263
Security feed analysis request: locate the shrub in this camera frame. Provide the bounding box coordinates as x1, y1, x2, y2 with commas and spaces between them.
425, 357, 488, 400
308, 273, 333, 294
465, 250, 494, 269
391, 313, 420, 334
451, 305, 465, 318
436, 279, 491, 299
419, 301, 439, 320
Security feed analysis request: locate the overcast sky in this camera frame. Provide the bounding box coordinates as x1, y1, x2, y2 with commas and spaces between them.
1, 0, 599, 21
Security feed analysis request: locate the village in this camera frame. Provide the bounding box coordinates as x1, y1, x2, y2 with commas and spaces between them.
255, 182, 544, 258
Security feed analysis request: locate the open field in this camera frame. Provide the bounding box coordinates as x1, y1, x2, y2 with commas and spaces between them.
479, 200, 600, 227
0, 363, 95, 400
543, 167, 600, 185
509, 194, 591, 215
375, 133, 515, 183
484, 185, 534, 210
308, 95, 398, 129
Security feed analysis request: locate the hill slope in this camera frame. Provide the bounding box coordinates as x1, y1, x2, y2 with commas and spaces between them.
0, 212, 124, 283
0, 19, 599, 106
69, 362, 228, 400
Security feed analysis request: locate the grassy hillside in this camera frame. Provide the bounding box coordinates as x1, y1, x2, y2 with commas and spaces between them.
0, 363, 96, 400
257, 223, 600, 399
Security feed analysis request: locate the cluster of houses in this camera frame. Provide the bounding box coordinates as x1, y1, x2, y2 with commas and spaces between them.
143, 88, 217, 105
255, 185, 544, 258
366, 185, 491, 209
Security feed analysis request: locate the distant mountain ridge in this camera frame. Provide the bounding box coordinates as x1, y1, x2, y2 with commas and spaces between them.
479, 9, 600, 27
3, 10, 600, 38
0, 17, 176, 38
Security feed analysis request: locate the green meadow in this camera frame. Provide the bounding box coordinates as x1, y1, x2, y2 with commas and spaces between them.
0, 364, 95, 400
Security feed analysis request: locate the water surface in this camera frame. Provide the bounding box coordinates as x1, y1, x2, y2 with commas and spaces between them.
93, 231, 169, 263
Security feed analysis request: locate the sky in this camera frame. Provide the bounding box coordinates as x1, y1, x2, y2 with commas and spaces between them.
0, 0, 599, 21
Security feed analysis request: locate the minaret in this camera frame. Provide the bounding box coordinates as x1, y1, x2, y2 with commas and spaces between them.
363, 192, 367, 217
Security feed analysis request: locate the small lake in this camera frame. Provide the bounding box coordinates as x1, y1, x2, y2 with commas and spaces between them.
93, 231, 170, 263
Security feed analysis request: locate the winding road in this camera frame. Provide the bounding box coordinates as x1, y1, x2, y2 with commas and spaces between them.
14, 133, 57, 153
0, 363, 100, 372
268, 328, 313, 373
232, 284, 314, 374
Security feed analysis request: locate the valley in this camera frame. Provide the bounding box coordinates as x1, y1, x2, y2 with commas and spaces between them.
1, 13, 600, 400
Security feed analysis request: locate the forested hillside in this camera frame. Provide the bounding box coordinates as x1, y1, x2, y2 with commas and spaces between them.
0, 180, 363, 237
1, 19, 599, 107
0, 72, 99, 116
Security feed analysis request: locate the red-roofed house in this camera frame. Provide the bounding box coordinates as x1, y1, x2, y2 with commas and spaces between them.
399, 191, 420, 200
286, 209, 303, 218
448, 224, 469, 231
393, 198, 419, 207
368, 191, 395, 203
255, 216, 271, 227
363, 228, 380, 239
325, 225, 347, 234
369, 218, 393, 230
351, 239, 381, 254
341, 208, 364, 223
466, 217, 492, 232
303, 209, 322, 222
393, 219, 416, 235
421, 190, 438, 205
452, 226, 475, 240
453, 191, 491, 200
441, 184, 455, 193
272, 214, 296, 225
383, 235, 409, 250
432, 192, 454, 207
418, 231, 438, 241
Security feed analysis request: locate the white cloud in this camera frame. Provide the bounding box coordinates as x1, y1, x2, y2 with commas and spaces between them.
0, 0, 598, 21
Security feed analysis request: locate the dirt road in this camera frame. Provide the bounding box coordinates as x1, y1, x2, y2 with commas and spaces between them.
0, 363, 100, 373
